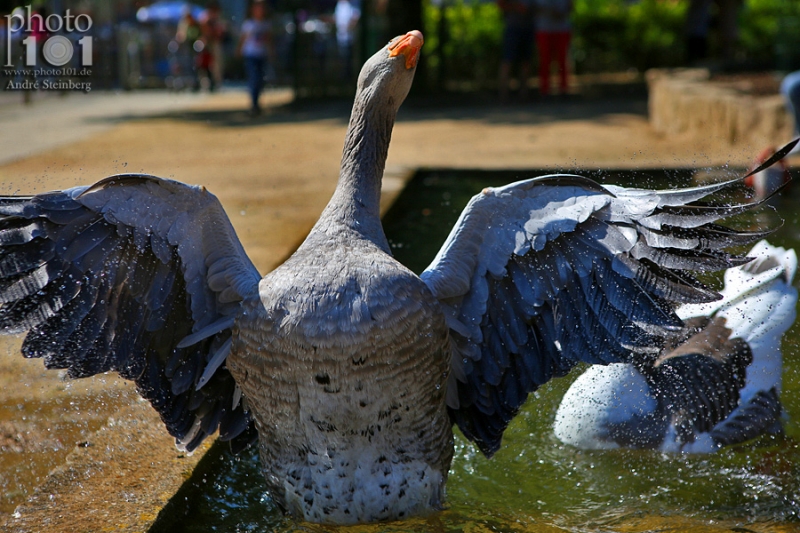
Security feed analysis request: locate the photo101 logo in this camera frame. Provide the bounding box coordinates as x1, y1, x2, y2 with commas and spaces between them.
4, 6, 93, 93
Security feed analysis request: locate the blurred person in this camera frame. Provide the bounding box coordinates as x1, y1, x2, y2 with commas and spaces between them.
23, 7, 49, 103
176, 9, 201, 89
7, 7, 24, 64
237, 0, 274, 116
739, 71, 800, 203
8, 7, 25, 97
176, 10, 201, 47
781, 71, 800, 155
29, 6, 48, 44
0, 11, 8, 61
335, 0, 361, 81
497, 0, 536, 103
198, 1, 226, 91
535, 0, 572, 97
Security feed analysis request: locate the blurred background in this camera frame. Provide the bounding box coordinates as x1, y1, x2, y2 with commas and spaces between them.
1, 0, 798, 98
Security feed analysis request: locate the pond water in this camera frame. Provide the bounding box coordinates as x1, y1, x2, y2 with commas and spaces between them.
151, 168, 800, 533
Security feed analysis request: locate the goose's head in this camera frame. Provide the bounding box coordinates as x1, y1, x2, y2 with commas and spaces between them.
355, 30, 423, 114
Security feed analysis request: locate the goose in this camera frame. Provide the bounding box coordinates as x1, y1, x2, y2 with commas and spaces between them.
554, 240, 797, 453
0, 30, 796, 524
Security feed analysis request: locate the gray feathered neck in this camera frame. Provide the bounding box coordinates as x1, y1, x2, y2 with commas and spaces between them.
314, 52, 410, 252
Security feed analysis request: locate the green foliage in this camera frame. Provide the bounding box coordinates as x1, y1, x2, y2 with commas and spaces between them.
423, 1, 503, 88
572, 0, 686, 72
739, 0, 800, 69
421, 0, 796, 88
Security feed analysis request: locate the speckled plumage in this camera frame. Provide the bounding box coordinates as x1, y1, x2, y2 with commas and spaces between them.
229, 229, 452, 522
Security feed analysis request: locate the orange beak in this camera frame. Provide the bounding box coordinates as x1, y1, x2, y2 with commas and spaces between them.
388, 30, 424, 69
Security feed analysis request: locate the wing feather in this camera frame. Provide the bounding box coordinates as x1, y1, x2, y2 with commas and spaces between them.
646, 316, 753, 438
423, 147, 791, 455
0, 174, 261, 452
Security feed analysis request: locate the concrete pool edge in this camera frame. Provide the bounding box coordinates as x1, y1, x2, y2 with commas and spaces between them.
3, 401, 213, 532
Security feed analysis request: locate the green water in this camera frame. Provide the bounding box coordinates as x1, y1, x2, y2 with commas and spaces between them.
152, 169, 800, 532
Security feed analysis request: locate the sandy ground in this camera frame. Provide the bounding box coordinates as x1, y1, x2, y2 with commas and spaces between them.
0, 85, 791, 531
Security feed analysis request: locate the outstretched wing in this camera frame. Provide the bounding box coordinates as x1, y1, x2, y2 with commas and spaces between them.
0, 174, 262, 452
421, 143, 794, 456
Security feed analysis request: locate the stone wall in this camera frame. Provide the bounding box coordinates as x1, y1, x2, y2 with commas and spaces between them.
647, 69, 794, 147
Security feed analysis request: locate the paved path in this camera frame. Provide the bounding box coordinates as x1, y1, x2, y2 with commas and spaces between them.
0, 90, 209, 165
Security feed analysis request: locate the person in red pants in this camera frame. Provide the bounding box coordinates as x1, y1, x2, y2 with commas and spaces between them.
535, 0, 572, 96
497, 0, 537, 103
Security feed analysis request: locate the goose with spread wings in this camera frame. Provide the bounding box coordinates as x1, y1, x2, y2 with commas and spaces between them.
0, 30, 796, 524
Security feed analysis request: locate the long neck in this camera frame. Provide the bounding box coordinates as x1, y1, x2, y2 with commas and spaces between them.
316, 88, 396, 249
